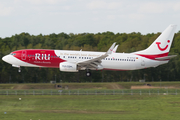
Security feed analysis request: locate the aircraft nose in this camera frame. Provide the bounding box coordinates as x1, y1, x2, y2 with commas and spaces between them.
2, 55, 9, 63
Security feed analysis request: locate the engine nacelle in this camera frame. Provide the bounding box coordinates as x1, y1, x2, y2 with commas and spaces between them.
60, 62, 78, 72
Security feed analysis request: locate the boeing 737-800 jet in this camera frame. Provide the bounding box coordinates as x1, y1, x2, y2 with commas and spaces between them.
2, 24, 177, 76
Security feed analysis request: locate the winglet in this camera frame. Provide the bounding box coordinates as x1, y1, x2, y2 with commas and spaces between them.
106, 42, 116, 55
112, 45, 119, 53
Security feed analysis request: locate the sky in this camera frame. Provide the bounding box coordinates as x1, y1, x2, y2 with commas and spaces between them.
0, 0, 180, 38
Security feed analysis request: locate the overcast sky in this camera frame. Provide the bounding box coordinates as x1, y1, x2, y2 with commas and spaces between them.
0, 0, 180, 38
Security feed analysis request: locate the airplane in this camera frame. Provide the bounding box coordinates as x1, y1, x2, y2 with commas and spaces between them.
2, 24, 177, 77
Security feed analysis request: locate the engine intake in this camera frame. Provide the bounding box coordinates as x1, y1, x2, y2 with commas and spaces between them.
60, 62, 78, 72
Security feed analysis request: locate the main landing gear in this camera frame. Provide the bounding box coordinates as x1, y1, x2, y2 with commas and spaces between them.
86, 69, 91, 77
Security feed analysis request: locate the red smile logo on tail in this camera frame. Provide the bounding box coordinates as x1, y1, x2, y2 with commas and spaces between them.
156, 40, 170, 51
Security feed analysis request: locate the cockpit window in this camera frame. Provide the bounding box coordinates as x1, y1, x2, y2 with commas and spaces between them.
10, 53, 16, 56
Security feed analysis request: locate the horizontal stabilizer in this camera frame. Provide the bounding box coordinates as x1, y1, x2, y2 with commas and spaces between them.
155, 55, 177, 60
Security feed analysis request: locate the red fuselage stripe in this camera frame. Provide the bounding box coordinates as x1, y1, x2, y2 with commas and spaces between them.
136, 52, 169, 60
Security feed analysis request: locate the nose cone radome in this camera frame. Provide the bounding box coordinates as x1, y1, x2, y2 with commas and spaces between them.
2, 55, 9, 63
2, 54, 19, 65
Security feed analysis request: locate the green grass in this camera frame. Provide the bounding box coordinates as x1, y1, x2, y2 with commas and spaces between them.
0, 81, 180, 90
0, 89, 179, 95
1, 95, 180, 120
0, 82, 180, 119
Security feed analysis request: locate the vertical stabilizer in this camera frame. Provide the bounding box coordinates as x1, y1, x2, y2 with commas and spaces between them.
134, 24, 177, 55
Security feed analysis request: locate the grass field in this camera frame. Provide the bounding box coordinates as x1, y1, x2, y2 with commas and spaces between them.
0, 81, 180, 90
1, 82, 180, 120
1, 95, 180, 120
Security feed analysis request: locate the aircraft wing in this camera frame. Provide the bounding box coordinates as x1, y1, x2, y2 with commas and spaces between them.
77, 42, 116, 70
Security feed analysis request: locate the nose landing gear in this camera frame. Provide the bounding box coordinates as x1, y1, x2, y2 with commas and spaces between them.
18, 67, 21, 72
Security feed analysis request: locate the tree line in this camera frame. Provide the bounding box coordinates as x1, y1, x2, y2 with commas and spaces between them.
0, 31, 180, 83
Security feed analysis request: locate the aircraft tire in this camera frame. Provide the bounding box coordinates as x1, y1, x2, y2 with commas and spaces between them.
86, 72, 91, 77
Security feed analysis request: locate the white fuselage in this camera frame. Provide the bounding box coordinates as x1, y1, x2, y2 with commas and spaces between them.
2, 49, 168, 71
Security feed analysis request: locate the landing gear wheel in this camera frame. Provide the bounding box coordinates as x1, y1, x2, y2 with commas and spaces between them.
86, 72, 91, 77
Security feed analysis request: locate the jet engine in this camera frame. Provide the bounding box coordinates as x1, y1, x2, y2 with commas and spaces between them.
60, 62, 78, 72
